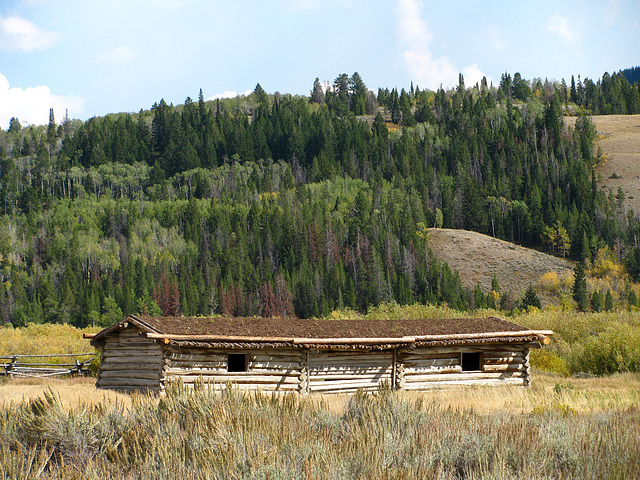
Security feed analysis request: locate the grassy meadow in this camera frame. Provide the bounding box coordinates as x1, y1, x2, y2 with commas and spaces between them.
0, 379, 639, 479
2, 308, 640, 478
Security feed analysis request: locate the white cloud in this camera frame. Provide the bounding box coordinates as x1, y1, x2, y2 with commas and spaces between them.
207, 90, 253, 101
461, 64, 489, 88
0, 15, 60, 52
546, 14, 579, 45
397, 0, 488, 90
488, 27, 505, 52
95, 46, 137, 64
0, 74, 84, 128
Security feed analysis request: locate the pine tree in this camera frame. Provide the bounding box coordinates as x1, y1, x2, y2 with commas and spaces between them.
46, 108, 57, 145
604, 289, 614, 311
572, 262, 588, 311
310, 78, 325, 104
521, 285, 541, 310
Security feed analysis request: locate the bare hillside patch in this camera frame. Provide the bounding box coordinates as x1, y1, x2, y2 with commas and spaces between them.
428, 228, 573, 300
566, 114, 640, 213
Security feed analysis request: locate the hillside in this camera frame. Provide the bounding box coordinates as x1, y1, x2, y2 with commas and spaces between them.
565, 114, 640, 213
428, 228, 573, 301
1, 71, 639, 323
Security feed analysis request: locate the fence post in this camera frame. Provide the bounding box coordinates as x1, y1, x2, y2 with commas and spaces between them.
8, 356, 17, 377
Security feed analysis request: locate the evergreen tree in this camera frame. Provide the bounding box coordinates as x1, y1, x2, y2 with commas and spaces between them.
521, 285, 541, 310
8, 117, 21, 133
572, 262, 589, 311
46, 108, 57, 146
310, 77, 325, 104
604, 289, 614, 311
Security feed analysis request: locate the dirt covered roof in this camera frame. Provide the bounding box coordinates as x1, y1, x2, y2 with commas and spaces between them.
134, 315, 527, 338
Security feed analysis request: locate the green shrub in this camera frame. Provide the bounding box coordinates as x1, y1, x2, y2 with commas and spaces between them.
530, 349, 570, 376
571, 322, 640, 374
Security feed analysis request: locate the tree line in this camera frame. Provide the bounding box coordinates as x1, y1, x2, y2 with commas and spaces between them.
0, 69, 638, 325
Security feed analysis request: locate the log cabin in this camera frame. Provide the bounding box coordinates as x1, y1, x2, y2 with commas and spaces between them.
86, 315, 552, 394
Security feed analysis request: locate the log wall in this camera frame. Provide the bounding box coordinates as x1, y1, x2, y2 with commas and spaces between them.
96, 328, 163, 392
399, 344, 530, 389
163, 347, 305, 393
94, 327, 534, 394
308, 350, 393, 394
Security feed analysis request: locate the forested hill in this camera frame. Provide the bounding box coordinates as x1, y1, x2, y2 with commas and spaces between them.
0, 70, 639, 326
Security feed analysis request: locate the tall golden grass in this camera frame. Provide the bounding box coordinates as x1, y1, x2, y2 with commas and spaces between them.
1, 381, 639, 479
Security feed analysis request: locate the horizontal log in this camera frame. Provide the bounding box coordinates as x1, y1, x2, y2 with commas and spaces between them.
483, 355, 526, 365
309, 382, 386, 392
404, 366, 462, 375
310, 353, 392, 361
165, 367, 300, 376
167, 352, 303, 363
311, 352, 394, 359
9, 367, 72, 374
403, 371, 524, 383
309, 373, 392, 382
99, 385, 161, 393
102, 344, 162, 351
102, 351, 162, 359
180, 383, 301, 392
104, 334, 141, 341
309, 366, 393, 375
414, 330, 553, 342
403, 358, 460, 368
169, 353, 226, 362
166, 374, 300, 385
249, 361, 302, 370
402, 352, 460, 360
98, 377, 160, 387
166, 347, 302, 357
251, 355, 304, 363
309, 362, 394, 371
310, 388, 377, 395
99, 370, 161, 380
101, 356, 163, 365
483, 364, 526, 373
309, 358, 393, 367
98, 363, 162, 371
410, 345, 527, 354
103, 341, 158, 349
166, 361, 224, 369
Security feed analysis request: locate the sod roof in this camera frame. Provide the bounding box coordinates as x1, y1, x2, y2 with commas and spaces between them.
129, 315, 527, 338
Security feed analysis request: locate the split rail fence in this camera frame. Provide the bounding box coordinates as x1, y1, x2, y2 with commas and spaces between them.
0, 353, 96, 378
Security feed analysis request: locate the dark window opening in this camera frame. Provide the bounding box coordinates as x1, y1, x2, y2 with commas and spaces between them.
227, 353, 247, 372
461, 352, 482, 372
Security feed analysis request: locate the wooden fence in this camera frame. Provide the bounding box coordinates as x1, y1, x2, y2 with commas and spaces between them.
0, 353, 96, 378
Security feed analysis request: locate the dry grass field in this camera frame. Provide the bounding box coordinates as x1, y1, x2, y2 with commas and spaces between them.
2, 371, 639, 416
1, 374, 639, 479
566, 114, 640, 213
427, 228, 573, 302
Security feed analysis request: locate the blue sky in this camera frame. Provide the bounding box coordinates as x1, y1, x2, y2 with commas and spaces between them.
0, 0, 637, 128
